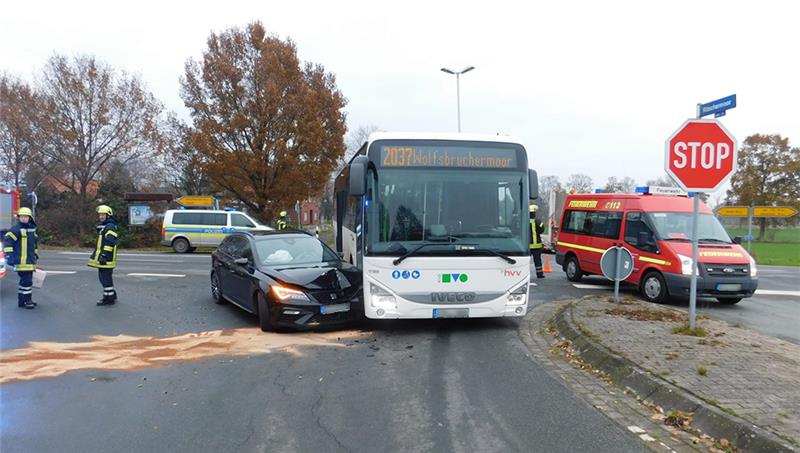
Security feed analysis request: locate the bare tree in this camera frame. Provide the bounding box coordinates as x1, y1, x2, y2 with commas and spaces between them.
160, 116, 212, 195
603, 176, 637, 193
565, 173, 594, 193
0, 73, 38, 187
34, 54, 164, 235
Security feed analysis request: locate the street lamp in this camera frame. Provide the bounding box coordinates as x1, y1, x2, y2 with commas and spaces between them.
440, 66, 475, 132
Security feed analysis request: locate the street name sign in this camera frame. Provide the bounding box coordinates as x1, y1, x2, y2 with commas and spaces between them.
699, 94, 736, 118
715, 206, 749, 217
176, 195, 215, 207
665, 119, 737, 192
753, 206, 798, 218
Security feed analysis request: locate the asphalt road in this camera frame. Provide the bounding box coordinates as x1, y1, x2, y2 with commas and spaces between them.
2, 250, 646, 453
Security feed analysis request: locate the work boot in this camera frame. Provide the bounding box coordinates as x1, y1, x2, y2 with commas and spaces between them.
97, 296, 116, 306
18, 301, 35, 309
537, 273, 545, 279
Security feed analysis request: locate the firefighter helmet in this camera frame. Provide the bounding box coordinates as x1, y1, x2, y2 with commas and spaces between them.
279, 210, 288, 217
96, 205, 114, 216
529, 204, 538, 213
17, 207, 33, 217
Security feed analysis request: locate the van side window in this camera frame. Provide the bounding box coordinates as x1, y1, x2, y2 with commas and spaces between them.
563, 210, 622, 239
173, 212, 202, 225
232, 214, 255, 228
625, 212, 657, 253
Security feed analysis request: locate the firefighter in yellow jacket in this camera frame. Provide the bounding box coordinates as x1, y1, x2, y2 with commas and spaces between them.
88, 205, 119, 306
529, 204, 545, 279
276, 210, 289, 230
3, 207, 39, 309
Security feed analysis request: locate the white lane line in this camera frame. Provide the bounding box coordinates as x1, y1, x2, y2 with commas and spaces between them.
572, 283, 610, 290
43, 270, 77, 275
127, 273, 186, 278
756, 289, 800, 297
57, 251, 208, 258
65, 257, 184, 263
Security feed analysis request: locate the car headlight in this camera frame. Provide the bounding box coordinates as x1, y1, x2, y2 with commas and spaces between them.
506, 283, 528, 305
749, 255, 758, 277
369, 283, 397, 309
271, 285, 310, 302
677, 254, 697, 276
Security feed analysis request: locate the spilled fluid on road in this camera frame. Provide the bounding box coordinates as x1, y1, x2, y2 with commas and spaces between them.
0, 328, 364, 384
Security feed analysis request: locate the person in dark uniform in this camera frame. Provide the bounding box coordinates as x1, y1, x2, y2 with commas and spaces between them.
3, 207, 39, 309
276, 210, 289, 230
88, 205, 119, 306
529, 204, 545, 279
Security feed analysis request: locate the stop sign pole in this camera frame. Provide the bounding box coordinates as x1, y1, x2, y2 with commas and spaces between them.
665, 109, 737, 329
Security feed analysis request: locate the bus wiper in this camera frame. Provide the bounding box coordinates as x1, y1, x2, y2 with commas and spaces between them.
392, 242, 475, 266
454, 246, 517, 264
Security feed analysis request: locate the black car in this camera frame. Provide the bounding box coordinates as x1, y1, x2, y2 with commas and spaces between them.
210, 231, 362, 330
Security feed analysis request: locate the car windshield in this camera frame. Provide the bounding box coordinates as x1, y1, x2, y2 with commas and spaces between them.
255, 236, 339, 266
646, 212, 732, 243
365, 169, 528, 255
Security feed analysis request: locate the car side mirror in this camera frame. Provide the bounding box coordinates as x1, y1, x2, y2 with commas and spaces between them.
732, 236, 742, 244
528, 169, 539, 200
234, 257, 249, 265
637, 231, 650, 248
338, 251, 345, 259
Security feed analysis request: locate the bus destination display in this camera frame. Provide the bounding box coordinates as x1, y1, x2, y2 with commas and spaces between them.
380, 146, 517, 169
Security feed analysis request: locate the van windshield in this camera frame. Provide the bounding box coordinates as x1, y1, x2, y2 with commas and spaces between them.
646, 212, 732, 243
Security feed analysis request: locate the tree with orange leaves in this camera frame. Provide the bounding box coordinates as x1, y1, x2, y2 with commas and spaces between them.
180, 21, 347, 223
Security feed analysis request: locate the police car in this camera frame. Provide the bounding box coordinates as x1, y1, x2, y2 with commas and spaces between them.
161, 209, 271, 253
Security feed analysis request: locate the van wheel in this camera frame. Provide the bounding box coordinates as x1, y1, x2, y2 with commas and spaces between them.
565, 256, 582, 282
256, 292, 275, 332
210, 271, 226, 305
717, 297, 742, 305
173, 238, 190, 254
640, 271, 668, 303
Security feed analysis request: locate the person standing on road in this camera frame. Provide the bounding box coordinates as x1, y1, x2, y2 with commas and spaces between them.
88, 205, 119, 306
529, 204, 545, 280
3, 207, 39, 309
276, 210, 289, 230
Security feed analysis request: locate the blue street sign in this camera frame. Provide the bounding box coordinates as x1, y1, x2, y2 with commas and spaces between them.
700, 94, 736, 118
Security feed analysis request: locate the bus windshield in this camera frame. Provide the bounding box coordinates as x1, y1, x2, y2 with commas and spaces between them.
646, 212, 732, 243
365, 169, 528, 255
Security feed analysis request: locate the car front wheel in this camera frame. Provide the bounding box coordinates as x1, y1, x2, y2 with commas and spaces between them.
565, 256, 582, 282
256, 292, 275, 332
640, 271, 668, 303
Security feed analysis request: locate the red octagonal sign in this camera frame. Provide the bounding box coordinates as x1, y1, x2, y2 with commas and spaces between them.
665, 119, 737, 192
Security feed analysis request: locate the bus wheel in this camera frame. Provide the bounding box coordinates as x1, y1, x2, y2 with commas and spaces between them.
640, 271, 667, 304
172, 238, 190, 254
565, 256, 582, 282
717, 297, 742, 305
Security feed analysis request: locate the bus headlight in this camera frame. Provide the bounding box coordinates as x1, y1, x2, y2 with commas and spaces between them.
749, 256, 758, 277
506, 283, 528, 305
369, 283, 396, 309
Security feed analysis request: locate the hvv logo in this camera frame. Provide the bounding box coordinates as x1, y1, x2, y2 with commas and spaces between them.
503, 270, 522, 277
438, 273, 469, 283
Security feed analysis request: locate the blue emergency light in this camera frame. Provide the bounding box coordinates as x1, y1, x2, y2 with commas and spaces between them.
635, 186, 649, 194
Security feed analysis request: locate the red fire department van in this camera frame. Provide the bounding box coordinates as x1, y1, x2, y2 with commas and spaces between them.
555, 187, 758, 304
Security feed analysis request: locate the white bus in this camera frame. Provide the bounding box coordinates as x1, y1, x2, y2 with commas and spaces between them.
334, 132, 539, 319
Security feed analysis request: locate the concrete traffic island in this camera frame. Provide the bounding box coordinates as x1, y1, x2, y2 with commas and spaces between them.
551, 296, 798, 452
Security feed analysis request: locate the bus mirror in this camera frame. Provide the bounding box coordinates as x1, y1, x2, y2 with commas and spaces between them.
349, 156, 368, 196
528, 169, 539, 200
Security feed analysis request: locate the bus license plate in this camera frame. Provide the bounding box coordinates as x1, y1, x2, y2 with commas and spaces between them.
716, 283, 742, 292
433, 308, 469, 318
320, 303, 350, 315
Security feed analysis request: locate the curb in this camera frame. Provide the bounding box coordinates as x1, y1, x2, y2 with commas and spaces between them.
553, 300, 795, 453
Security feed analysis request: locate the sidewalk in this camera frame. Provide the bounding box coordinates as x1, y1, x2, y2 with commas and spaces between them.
557, 296, 798, 452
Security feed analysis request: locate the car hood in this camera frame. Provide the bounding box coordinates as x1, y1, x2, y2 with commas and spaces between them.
264, 263, 361, 290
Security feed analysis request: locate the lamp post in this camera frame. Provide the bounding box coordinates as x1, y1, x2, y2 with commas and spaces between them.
440, 66, 475, 132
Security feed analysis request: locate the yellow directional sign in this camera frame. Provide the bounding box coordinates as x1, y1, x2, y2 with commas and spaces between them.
715, 206, 749, 217
176, 195, 215, 207
753, 206, 798, 218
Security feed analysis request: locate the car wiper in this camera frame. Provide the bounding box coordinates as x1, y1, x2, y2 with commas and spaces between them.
392, 242, 475, 266
457, 247, 517, 264
662, 237, 691, 242
699, 238, 731, 244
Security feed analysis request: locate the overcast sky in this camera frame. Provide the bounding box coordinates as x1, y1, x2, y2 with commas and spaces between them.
2, 0, 798, 192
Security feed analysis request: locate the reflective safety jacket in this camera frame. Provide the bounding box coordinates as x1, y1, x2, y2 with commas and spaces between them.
529, 216, 544, 250
276, 219, 288, 230
3, 220, 39, 271
88, 217, 119, 269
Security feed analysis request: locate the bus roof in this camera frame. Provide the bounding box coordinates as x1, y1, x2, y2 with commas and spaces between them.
565, 193, 712, 214
367, 131, 524, 145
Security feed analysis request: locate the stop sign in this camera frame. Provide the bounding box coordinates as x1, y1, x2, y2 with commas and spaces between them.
665, 119, 737, 192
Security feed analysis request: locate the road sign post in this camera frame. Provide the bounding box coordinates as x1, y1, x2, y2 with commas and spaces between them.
600, 246, 634, 303
665, 116, 737, 330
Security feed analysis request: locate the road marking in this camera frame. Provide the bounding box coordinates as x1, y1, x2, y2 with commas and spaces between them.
43, 270, 77, 275
127, 273, 186, 278
66, 257, 184, 263
572, 283, 610, 290
756, 289, 800, 297
57, 251, 208, 258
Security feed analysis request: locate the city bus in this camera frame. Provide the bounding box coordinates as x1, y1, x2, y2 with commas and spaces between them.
334, 132, 538, 319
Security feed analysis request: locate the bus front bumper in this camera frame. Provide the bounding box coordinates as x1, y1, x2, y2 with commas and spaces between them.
662, 273, 759, 299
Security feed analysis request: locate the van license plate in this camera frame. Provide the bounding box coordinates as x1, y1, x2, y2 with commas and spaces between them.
716, 283, 741, 291
433, 308, 469, 318
320, 303, 349, 315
